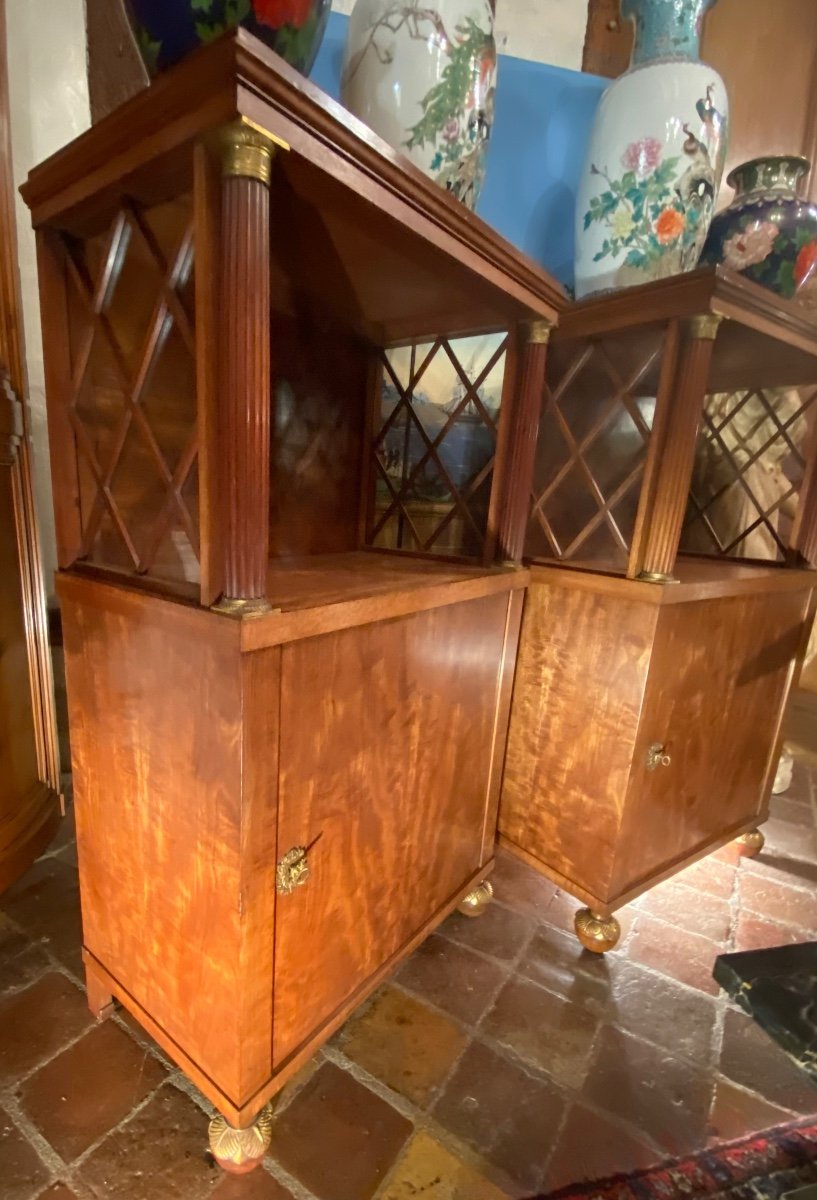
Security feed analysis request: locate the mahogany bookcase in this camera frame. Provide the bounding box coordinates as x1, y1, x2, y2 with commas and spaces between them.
500, 268, 817, 952
21, 30, 563, 1170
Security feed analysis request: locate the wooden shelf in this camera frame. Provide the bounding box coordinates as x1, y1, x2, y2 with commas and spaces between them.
240, 551, 527, 650
553, 267, 817, 392
528, 554, 814, 605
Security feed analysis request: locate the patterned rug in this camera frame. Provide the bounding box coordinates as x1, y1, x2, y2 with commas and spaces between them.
543, 1119, 817, 1199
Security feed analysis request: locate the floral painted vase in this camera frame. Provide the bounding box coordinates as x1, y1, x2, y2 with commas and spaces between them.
700, 156, 817, 305
124, 0, 331, 78
575, 0, 729, 299
341, 0, 497, 210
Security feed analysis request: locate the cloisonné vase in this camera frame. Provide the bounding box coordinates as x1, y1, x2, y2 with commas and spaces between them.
575, 0, 729, 299
340, 0, 497, 210
701, 156, 817, 306
124, 0, 331, 78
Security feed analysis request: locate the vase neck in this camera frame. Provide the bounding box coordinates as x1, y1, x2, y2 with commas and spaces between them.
728, 156, 811, 199
623, 0, 717, 67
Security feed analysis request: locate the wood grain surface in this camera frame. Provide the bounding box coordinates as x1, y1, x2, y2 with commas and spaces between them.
500, 578, 657, 899
272, 592, 511, 1063
611, 585, 814, 895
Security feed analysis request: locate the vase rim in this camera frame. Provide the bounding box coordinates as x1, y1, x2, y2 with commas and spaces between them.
726, 155, 811, 191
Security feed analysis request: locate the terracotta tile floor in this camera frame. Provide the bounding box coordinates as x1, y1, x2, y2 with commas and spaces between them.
1, 759, 816, 1200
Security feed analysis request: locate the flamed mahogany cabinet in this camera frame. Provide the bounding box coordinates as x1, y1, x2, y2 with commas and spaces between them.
21, 31, 563, 1170
500, 268, 817, 952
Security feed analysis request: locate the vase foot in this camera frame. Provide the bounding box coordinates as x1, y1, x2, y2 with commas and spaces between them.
575, 908, 621, 954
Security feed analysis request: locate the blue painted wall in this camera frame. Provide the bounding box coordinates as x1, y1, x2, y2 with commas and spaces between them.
311, 11, 607, 293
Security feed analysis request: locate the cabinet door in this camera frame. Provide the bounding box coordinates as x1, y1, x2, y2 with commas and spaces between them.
272, 593, 510, 1065
611, 588, 812, 896
0, 0, 61, 893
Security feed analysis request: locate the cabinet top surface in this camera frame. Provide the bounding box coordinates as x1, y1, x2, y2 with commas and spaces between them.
556, 267, 817, 389
20, 29, 565, 336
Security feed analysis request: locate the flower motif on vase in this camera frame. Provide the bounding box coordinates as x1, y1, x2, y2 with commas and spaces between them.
715, 220, 817, 301
583, 83, 724, 284
722, 221, 779, 271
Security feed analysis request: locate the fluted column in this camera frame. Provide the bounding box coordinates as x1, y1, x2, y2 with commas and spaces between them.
631, 314, 721, 582
212, 120, 276, 616
494, 319, 552, 564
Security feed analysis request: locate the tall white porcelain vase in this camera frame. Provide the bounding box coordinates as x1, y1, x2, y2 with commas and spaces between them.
575, 0, 728, 299
341, 0, 496, 210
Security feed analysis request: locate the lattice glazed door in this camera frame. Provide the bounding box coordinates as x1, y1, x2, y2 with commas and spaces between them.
367, 333, 508, 560
58, 196, 199, 589
526, 325, 665, 573
681, 385, 817, 561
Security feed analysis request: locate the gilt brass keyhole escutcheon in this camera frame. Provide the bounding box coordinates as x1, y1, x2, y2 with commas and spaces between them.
276, 846, 310, 895
645, 743, 671, 771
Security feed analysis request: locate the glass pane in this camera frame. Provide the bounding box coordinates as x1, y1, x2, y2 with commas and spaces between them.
530, 329, 659, 568
370, 333, 507, 559
681, 386, 816, 562
65, 196, 199, 588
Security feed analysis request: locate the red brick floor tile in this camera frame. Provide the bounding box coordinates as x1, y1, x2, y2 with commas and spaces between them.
379, 1132, 511, 1200
0, 912, 31, 957
0, 940, 50, 999
606, 960, 718, 1063
626, 913, 723, 996
542, 1103, 659, 1193
54, 843, 78, 870
336, 985, 467, 1107
761, 818, 817, 865
732, 912, 807, 953
490, 849, 561, 921
481, 976, 598, 1089
737, 872, 817, 934
46, 807, 75, 856
0, 973, 91, 1084
269, 1061, 412, 1200
784, 759, 814, 806
674, 856, 737, 899
0, 859, 83, 976
707, 1076, 797, 1143
211, 1171, 296, 1199
770, 794, 815, 827
539, 889, 587, 937
432, 1038, 565, 1192
516, 923, 618, 1017
739, 851, 817, 893
77, 1083, 216, 1200
396, 935, 507, 1027
0, 1104, 50, 1200
718, 1009, 816, 1114
19, 1019, 167, 1162
438, 902, 534, 964
637, 880, 732, 944
581, 1025, 713, 1156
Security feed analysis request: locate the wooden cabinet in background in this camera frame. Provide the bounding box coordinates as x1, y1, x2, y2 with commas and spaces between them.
583, 0, 817, 204
0, 0, 61, 894
499, 270, 817, 951
22, 31, 562, 1171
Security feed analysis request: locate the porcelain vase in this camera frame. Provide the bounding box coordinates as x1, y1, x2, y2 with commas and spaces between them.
124, 0, 331, 78
341, 0, 497, 210
575, 0, 729, 299
701, 156, 817, 306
